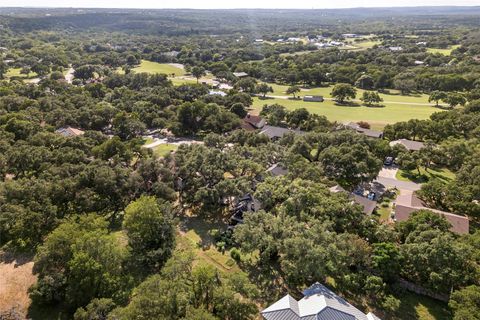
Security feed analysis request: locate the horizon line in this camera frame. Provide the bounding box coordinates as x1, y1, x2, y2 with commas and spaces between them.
2, 5, 480, 10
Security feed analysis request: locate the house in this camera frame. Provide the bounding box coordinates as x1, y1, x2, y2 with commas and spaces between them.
329, 185, 377, 215
229, 194, 261, 225
266, 163, 288, 177
233, 72, 249, 78
55, 126, 85, 137
394, 191, 469, 234
303, 95, 324, 102
346, 123, 383, 139
208, 90, 227, 97
241, 114, 266, 131
342, 33, 359, 38
414, 60, 425, 66
389, 139, 425, 151
259, 125, 304, 140
389, 46, 403, 52
261, 282, 381, 320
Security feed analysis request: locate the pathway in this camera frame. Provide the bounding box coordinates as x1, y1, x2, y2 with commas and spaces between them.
64, 67, 75, 84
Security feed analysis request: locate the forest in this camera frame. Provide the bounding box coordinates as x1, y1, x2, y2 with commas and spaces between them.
0, 6, 479, 320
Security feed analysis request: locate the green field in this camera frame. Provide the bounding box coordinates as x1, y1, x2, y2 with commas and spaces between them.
253, 97, 438, 128
353, 40, 382, 49
5, 68, 38, 79
151, 143, 178, 157
132, 60, 186, 76
265, 83, 432, 104
427, 45, 460, 56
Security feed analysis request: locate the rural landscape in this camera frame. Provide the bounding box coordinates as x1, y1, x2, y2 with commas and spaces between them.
0, 4, 480, 320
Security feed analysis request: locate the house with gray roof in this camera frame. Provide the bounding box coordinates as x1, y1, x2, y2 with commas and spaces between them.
260, 125, 304, 140
346, 123, 383, 139
261, 282, 381, 320
389, 139, 425, 151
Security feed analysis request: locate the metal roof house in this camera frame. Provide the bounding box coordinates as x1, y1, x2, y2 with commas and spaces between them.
346, 123, 383, 139
260, 125, 304, 140
261, 282, 381, 320
303, 95, 324, 102
55, 126, 85, 137
389, 139, 425, 151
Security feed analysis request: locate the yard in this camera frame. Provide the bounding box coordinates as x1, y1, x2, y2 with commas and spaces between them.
5, 68, 38, 79
393, 291, 452, 320
396, 167, 455, 184
252, 96, 438, 129
132, 60, 186, 76
426, 45, 461, 56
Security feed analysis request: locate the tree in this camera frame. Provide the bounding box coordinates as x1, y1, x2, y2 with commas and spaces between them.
73, 298, 116, 320
74, 65, 96, 80
449, 285, 480, 320
444, 93, 467, 108
234, 77, 257, 93
393, 72, 417, 94
360, 91, 383, 106
286, 85, 301, 99
230, 103, 247, 118
355, 74, 374, 90
255, 83, 273, 98
0, 60, 7, 79
428, 91, 447, 107
123, 196, 176, 270
191, 66, 206, 83
331, 83, 356, 103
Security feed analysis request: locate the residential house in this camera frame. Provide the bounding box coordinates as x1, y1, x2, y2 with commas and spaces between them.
55, 126, 85, 137
303, 95, 324, 102
261, 282, 381, 320
229, 194, 261, 225
329, 185, 377, 215
394, 191, 469, 234
259, 125, 304, 140
389, 46, 403, 52
241, 114, 266, 131
346, 122, 384, 139
233, 72, 249, 78
389, 139, 425, 151
266, 163, 288, 177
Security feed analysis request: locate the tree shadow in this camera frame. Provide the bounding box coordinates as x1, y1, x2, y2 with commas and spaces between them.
395, 291, 452, 320
334, 101, 361, 107
258, 96, 274, 100
0, 249, 34, 267
179, 215, 227, 249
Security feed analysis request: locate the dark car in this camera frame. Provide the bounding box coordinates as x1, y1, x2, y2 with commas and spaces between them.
384, 156, 394, 166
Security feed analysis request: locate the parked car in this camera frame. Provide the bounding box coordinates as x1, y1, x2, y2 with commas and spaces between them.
367, 192, 376, 201
384, 156, 394, 166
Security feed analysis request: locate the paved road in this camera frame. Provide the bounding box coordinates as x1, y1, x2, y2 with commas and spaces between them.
375, 176, 421, 191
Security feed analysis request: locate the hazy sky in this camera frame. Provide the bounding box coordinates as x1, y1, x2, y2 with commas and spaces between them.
1, 0, 480, 9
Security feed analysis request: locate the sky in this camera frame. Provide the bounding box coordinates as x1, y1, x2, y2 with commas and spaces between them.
1, 0, 480, 9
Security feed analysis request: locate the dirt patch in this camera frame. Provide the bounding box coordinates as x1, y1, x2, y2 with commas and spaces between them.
0, 252, 37, 318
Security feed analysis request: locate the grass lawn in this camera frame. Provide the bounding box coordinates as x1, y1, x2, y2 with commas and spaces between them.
151, 143, 178, 157
177, 216, 240, 273
396, 167, 455, 184
393, 291, 452, 320
252, 97, 438, 128
427, 45, 460, 56
131, 60, 186, 76
170, 77, 198, 86
353, 40, 382, 49
5, 68, 38, 79
265, 83, 432, 104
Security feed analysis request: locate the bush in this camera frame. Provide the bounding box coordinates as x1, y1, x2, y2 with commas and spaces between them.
230, 248, 241, 262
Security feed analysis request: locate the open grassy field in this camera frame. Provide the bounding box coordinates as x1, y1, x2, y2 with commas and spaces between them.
394, 291, 452, 320
252, 97, 438, 128
396, 167, 455, 183
427, 45, 460, 56
152, 143, 178, 157
131, 60, 186, 76
266, 83, 432, 104
353, 40, 382, 49
5, 68, 38, 79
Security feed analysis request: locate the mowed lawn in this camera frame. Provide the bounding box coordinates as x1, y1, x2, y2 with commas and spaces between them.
266, 83, 432, 104
252, 97, 438, 128
132, 60, 186, 76
426, 45, 460, 56
5, 67, 38, 79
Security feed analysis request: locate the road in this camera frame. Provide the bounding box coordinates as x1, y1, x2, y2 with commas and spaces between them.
64, 67, 75, 84
374, 176, 421, 191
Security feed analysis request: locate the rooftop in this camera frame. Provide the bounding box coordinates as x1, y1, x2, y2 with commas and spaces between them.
394, 191, 469, 234
346, 123, 383, 139
55, 126, 85, 137
389, 139, 425, 151
262, 282, 380, 320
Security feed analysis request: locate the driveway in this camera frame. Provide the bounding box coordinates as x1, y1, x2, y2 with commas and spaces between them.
378, 166, 399, 179
374, 176, 421, 191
